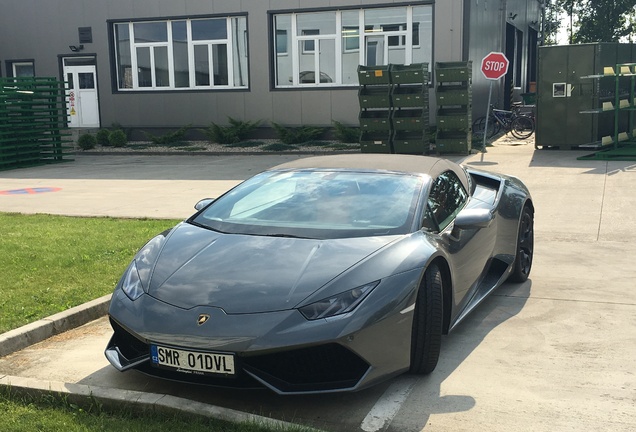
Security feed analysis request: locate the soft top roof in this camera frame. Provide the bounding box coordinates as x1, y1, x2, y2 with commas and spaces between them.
271, 154, 458, 177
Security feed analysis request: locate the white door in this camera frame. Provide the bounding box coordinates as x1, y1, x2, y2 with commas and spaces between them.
64, 64, 100, 128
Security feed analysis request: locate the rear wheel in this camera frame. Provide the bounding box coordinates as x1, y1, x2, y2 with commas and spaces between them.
472, 115, 500, 139
409, 263, 443, 374
508, 205, 534, 282
510, 115, 535, 139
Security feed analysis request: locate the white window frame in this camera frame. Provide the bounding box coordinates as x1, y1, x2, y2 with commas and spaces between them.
11, 61, 35, 77
114, 16, 246, 91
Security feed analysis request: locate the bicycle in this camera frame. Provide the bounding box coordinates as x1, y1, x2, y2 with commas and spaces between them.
472, 104, 535, 140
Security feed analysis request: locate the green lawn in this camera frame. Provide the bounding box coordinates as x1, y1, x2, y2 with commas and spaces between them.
0, 213, 179, 333
0, 213, 315, 432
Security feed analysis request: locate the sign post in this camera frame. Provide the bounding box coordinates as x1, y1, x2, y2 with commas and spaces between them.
480, 52, 509, 160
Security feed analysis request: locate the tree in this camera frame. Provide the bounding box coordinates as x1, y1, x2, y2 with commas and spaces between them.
574, 0, 636, 42
542, 0, 565, 45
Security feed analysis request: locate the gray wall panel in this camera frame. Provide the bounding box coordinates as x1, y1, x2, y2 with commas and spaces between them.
0, 0, 540, 130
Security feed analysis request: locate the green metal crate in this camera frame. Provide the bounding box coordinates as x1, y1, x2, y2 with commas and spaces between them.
359, 110, 391, 131
390, 63, 429, 84
437, 108, 472, 131
435, 131, 472, 155
435, 61, 473, 83
359, 86, 391, 108
392, 109, 428, 131
360, 132, 392, 153
392, 131, 428, 155
436, 86, 471, 106
357, 65, 391, 85
391, 86, 429, 108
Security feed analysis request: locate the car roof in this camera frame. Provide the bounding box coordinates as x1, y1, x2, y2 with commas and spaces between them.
271, 154, 458, 177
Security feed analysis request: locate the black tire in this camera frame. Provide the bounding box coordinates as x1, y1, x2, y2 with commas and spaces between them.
409, 263, 444, 374
510, 115, 535, 139
472, 116, 499, 139
508, 205, 534, 283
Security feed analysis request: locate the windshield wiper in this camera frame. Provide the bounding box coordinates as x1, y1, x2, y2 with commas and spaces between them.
187, 220, 226, 234
261, 233, 313, 239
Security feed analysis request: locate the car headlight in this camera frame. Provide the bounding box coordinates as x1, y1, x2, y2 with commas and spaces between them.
120, 260, 144, 301
299, 281, 379, 320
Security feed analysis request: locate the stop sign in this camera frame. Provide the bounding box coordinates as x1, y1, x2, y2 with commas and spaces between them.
481, 52, 509, 80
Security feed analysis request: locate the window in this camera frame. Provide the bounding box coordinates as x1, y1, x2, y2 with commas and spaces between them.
7, 61, 35, 77
273, 5, 432, 87
112, 15, 248, 91
276, 30, 288, 55
426, 171, 468, 232
301, 29, 320, 54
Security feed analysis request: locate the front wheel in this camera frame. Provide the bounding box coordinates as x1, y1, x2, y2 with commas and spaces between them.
510, 115, 535, 139
508, 205, 534, 283
409, 263, 443, 374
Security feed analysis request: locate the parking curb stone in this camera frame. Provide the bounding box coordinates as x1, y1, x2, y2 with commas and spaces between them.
0, 294, 111, 358
0, 375, 310, 430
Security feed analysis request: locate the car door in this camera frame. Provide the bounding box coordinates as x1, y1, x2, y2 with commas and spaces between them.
424, 170, 494, 310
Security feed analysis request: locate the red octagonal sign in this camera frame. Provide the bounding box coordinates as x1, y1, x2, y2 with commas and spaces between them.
481, 52, 509, 80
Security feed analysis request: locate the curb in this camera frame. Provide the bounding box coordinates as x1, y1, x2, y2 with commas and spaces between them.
0, 294, 111, 358
0, 375, 312, 431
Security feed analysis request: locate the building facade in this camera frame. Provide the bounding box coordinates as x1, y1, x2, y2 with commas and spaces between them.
0, 0, 542, 130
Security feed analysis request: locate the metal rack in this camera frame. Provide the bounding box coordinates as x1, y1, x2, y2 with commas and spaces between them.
578, 63, 636, 160
0, 77, 73, 171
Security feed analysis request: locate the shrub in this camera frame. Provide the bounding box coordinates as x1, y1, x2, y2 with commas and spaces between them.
271, 123, 324, 144
332, 121, 360, 143
111, 122, 133, 139
202, 117, 261, 144
144, 124, 191, 145
96, 129, 111, 146
108, 129, 127, 147
77, 133, 96, 150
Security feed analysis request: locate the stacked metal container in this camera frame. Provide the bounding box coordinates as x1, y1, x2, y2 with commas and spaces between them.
0, 77, 72, 171
358, 65, 392, 153
357, 63, 429, 154
434, 62, 472, 155
390, 64, 429, 154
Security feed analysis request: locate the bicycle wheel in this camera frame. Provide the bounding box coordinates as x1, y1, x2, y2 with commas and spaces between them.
472, 115, 500, 139
510, 115, 535, 139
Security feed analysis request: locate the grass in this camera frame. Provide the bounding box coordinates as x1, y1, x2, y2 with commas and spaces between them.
0, 213, 317, 432
0, 387, 313, 432
0, 213, 179, 333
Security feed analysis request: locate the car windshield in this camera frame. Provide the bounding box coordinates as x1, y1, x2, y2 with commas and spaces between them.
190, 170, 425, 239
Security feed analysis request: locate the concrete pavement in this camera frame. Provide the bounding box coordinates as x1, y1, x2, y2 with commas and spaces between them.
1, 142, 635, 431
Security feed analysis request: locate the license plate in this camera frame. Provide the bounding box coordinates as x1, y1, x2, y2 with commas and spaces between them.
150, 345, 235, 376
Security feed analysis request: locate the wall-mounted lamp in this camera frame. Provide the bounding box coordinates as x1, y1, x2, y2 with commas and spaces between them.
69, 45, 84, 52
508, 13, 518, 20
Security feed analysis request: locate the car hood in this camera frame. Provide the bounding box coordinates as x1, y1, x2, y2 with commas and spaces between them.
143, 223, 397, 313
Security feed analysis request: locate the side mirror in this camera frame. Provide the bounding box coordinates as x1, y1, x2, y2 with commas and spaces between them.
454, 208, 493, 230
194, 198, 215, 211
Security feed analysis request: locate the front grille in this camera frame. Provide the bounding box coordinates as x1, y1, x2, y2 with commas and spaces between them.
243, 343, 369, 393
109, 318, 148, 360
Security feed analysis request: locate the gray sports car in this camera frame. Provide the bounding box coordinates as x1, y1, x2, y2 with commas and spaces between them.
105, 154, 534, 394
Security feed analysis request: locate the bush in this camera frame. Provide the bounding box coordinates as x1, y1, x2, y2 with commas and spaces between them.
144, 124, 191, 145
271, 123, 324, 144
332, 121, 360, 143
77, 133, 96, 150
202, 117, 261, 144
108, 129, 127, 147
96, 129, 111, 146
